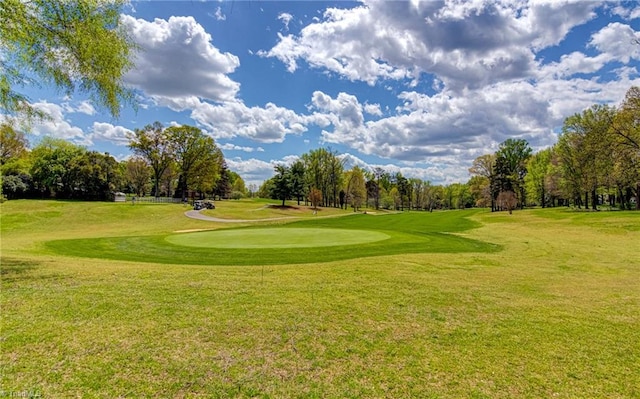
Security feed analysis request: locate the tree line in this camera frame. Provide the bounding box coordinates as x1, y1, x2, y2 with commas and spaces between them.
258, 87, 639, 212
0, 122, 248, 201
257, 147, 465, 212
468, 86, 640, 212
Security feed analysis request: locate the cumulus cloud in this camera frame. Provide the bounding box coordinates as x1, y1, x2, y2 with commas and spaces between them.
27, 102, 90, 145
244, 0, 640, 185
190, 99, 312, 143
90, 122, 134, 145
225, 157, 278, 186
278, 12, 294, 31
305, 66, 640, 178
122, 15, 240, 102
62, 100, 96, 116
610, 4, 640, 20
588, 22, 640, 63
363, 103, 383, 117
261, 1, 601, 90
219, 143, 265, 153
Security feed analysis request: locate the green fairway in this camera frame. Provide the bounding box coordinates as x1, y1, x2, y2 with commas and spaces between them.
1, 200, 639, 398
166, 227, 391, 248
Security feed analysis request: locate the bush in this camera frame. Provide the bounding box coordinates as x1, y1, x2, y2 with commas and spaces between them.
230, 190, 244, 200
1, 174, 28, 200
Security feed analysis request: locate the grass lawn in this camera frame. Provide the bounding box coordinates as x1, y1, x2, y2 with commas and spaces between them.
1, 199, 639, 398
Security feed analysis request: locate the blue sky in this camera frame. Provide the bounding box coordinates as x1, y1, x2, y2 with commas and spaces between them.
18, 0, 640, 187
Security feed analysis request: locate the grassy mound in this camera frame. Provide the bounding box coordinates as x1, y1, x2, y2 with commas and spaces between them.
44, 210, 499, 265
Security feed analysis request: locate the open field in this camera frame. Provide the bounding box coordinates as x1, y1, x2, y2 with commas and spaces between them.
1, 199, 639, 398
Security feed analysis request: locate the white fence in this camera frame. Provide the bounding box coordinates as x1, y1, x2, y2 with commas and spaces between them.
131, 196, 184, 204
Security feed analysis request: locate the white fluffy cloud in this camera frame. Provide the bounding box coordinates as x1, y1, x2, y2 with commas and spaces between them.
589, 22, 640, 63
219, 143, 265, 153
190, 99, 311, 143
90, 122, 133, 145
5, 102, 135, 148
225, 157, 278, 187
27, 102, 89, 145
261, 1, 602, 90
278, 12, 294, 31
62, 100, 96, 116
122, 15, 240, 102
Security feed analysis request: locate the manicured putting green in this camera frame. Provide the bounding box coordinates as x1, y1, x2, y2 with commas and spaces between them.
165, 228, 390, 248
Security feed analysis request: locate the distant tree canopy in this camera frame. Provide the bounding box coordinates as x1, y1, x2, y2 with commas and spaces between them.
128, 122, 224, 198
26, 137, 121, 200
0, 122, 235, 201
0, 0, 136, 122
469, 86, 640, 211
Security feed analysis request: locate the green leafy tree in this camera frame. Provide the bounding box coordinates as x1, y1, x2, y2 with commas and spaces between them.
128, 122, 173, 197
394, 172, 409, 210
67, 150, 121, 200
213, 160, 231, 199
270, 164, 291, 206
160, 161, 179, 198
229, 171, 247, 199
389, 186, 401, 210
469, 154, 495, 209
560, 105, 615, 210
29, 138, 120, 200
125, 157, 151, 197
166, 125, 220, 199
257, 178, 274, 199
612, 86, 640, 209
0, 0, 136, 121
365, 177, 379, 209
525, 148, 553, 207
345, 166, 367, 212
0, 123, 32, 199
290, 159, 306, 205
467, 175, 490, 207
1, 174, 27, 199
493, 138, 532, 210
372, 167, 386, 210
0, 124, 28, 164
301, 148, 343, 207
30, 137, 84, 197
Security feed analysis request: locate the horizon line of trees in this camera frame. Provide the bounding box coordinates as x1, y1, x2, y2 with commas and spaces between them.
257, 86, 639, 212
0, 122, 250, 201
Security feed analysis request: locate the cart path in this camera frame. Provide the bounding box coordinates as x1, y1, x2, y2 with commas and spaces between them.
184, 209, 298, 223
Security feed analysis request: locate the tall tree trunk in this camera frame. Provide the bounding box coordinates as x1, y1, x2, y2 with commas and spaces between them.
591, 188, 598, 211
585, 191, 589, 210
618, 187, 625, 209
